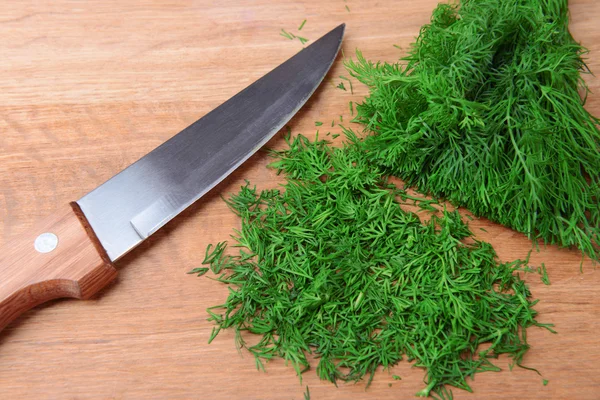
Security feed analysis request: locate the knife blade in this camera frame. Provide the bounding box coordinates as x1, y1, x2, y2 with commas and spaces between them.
0, 24, 345, 330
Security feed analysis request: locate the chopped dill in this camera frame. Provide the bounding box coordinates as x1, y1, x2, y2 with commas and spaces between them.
480, 228, 488, 233
543, 379, 549, 386
340, 76, 354, 94
346, 0, 600, 262
345, 5, 350, 12
187, 267, 209, 277
349, 101, 354, 116
315, 121, 323, 127
331, 120, 335, 127
336, 82, 347, 91
539, 264, 551, 285
304, 386, 310, 400
196, 134, 551, 398
393, 375, 402, 380
281, 28, 307, 45
332, 133, 340, 139
299, 19, 307, 31
280, 29, 295, 40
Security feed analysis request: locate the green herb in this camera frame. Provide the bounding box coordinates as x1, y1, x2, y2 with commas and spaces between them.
393, 375, 402, 380
331, 120, 335, 127
315, 121, 323, 127
280, 29, 295, 40
346, 0, 600, 262
281, 28, 308, 45
196, 133, 551, 398
346, 5, 350, 12
304, 385, 310, 400
187, 267, 209, 277
543, 379, 549, 386
336, 82, 347, 91
299, 19, 307, 31
332, 133, 340, 139
340, 76, 354, 94
539, 264, 551, 285
479, 228, 488, 233
349, 101, 354, 116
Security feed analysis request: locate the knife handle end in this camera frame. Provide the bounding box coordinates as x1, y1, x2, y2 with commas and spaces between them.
0, 204, 117, 331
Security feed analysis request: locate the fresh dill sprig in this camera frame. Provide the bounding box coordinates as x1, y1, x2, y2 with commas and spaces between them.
345, 0, 600, 262
336, 82, 347, 91
196, 133, 550, 398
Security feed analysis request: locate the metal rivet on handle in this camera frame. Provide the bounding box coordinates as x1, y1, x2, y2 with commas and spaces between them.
34, 232, 59, 253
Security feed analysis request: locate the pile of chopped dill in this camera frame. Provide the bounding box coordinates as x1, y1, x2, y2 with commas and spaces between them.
193, 133, 552, 398
346, 0, 600, 261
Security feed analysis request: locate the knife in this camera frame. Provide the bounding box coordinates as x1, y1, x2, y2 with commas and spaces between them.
0, 24, 344, 331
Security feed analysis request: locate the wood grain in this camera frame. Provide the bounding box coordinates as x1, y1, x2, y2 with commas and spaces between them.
0, 1, 598, 399
0, 204, 117, 330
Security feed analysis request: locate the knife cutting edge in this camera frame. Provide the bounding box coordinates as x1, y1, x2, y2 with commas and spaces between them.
0, 24, 345, 330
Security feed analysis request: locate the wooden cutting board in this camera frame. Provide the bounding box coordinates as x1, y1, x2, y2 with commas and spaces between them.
0, 1, 599, 399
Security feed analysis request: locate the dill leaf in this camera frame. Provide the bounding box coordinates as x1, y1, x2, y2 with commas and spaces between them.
540, 264, 551, 285
187, 267, 209, 277
280, 29, 295, 40
340, 75, 354, 94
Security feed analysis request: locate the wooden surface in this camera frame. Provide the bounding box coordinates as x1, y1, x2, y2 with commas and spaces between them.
0, 1, 598, 399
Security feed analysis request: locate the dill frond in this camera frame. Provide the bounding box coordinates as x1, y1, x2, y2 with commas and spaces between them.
346, 0, 600, 262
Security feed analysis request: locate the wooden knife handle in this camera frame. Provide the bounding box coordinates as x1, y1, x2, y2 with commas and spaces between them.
0, 203, 117, 330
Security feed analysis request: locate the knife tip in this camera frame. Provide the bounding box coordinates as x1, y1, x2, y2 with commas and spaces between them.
333, 23, 346, 39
